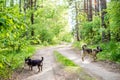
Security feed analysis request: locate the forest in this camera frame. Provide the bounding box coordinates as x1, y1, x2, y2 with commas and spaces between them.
0, 0, 120, 79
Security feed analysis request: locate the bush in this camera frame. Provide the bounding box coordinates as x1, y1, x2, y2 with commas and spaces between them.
98, 41, 120, 63
0, 45, 36, 79
61, 32, 73, 42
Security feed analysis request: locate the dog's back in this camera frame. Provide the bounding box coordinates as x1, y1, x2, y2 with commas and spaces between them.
82, 45, 92, 54
30, 59, 42, 66
81, 45, 102, 61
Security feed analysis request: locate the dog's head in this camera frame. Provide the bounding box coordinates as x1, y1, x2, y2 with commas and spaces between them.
25, 57, 31, 64
82, 44, 87, 50
97, 46, 102, 52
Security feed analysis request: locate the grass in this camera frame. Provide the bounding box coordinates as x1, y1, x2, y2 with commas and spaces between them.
54, 51, 77, 67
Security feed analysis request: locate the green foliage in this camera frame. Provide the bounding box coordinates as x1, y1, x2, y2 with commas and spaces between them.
98, 41, 120, 62
80, 16, 101, 44
0, 45, 36, 79
54, 51, 77, 66
60, 32, 73, 42
107, 1, 120, 41
0, 6, 27, 51
72, 41, 86, 49
30, 1, 70, 45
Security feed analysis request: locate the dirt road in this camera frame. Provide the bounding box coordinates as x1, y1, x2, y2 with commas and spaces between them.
14, 44, 120, 80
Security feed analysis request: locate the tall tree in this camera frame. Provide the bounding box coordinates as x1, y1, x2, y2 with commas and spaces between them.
88, 0, 92, 21
23, 0, 37, 36
75, 1, 80, 41
19, 0, 22, 12
94, 0, 97, 15
84, 0, 87, 13
94, 0, 100, 15
84, 0, 89, 19
30, 0, 34, 24
96, 0, 99, 13
10, 0, 14, 7
100, 0, 110, 42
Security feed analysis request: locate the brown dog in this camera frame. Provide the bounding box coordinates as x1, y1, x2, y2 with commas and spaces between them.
81, 45, 102, 61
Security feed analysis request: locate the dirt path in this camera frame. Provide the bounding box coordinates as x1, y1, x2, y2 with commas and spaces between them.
13, 44, 120, 80
14, 47, 66, 80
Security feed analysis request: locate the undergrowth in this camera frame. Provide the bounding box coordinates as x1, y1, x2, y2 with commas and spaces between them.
0, 45, 36, 80
98, 41, 120, 63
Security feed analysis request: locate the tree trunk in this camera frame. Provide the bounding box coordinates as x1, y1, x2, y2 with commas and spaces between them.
94, 0, 97, 15
34, 0, 37, 10
86, 0, 89, 20
75, 1, 80, 41
31, 13, 34, 24
24, 0, 26, 13
30, 0, 34, 24
96, 0, 99, 13
10, 0, 14, 7
4, 0, 6, 7
100, 0, 108, 42
88, 0, 92, 21
19, 0, 22, 12
84, 0, 86, 13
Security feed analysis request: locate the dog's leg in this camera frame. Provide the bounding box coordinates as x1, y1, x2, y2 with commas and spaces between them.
41, 65, 43, 71
30, 66, 33, 71
82, 56, 84, 61
93, 54, 97, 61
82, 52, 86, 61
92, 51, 97, 61
38, 65, 40, 72
29, 66, 31, 70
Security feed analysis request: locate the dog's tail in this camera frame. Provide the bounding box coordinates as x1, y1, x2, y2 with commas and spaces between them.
41, 57, 44, 61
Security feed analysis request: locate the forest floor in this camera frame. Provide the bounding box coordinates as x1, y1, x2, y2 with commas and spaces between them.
12, 44, 120, 80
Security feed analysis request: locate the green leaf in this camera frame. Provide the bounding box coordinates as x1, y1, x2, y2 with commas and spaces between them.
0, 63, 3, 68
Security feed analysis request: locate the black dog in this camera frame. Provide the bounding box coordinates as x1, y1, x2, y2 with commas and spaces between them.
25, 57, 44, 72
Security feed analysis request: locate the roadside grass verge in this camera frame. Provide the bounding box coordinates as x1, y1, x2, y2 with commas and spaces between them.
0, 45, 37, 80
54, 51, 77, 67
54, 51, 95, 80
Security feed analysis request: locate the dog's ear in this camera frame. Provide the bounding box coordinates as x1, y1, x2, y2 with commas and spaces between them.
97, 46, 102, 51
25, 56, 30, 60
82, 44, 87, 50
97, 46, 100, 49
27, 56, 30, 59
